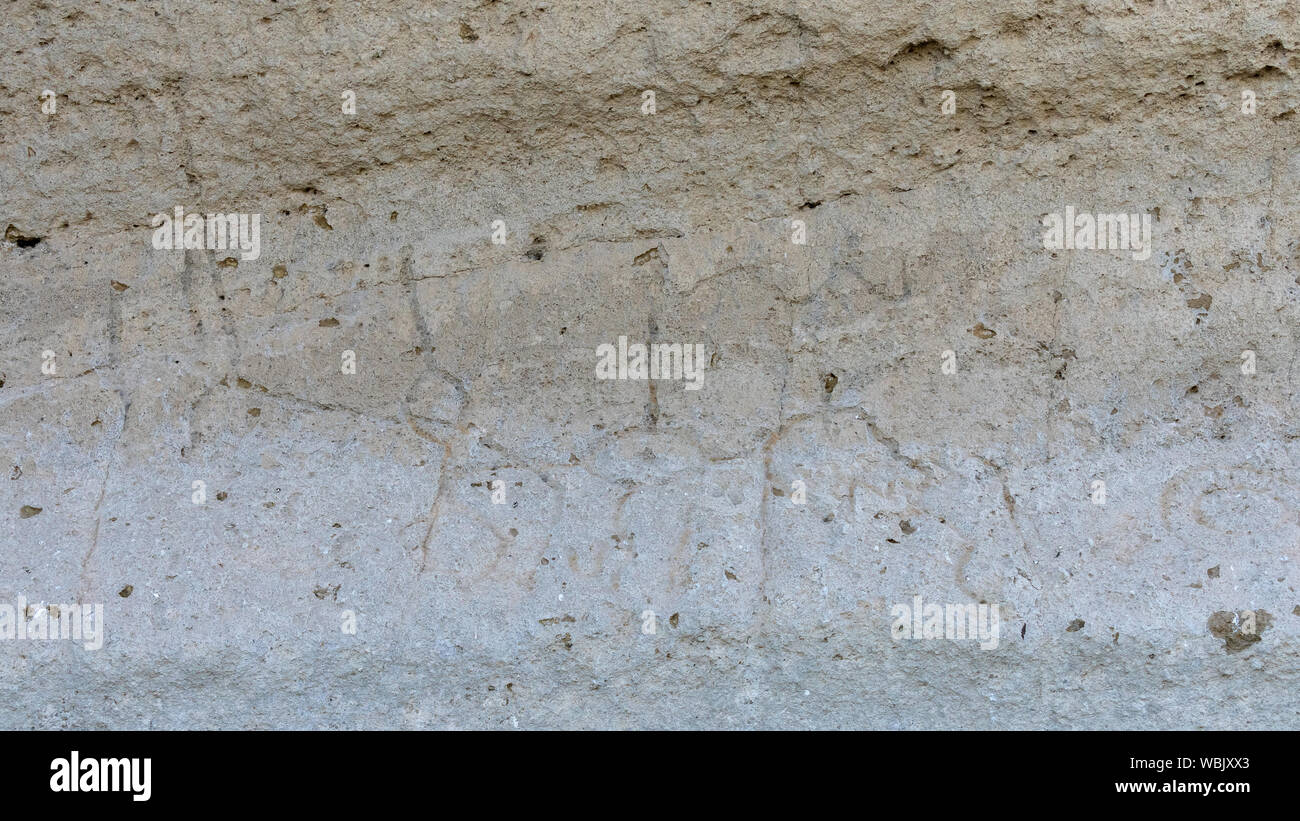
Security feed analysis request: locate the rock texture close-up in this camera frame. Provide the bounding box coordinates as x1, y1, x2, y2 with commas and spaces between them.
2, 0, 1299, 728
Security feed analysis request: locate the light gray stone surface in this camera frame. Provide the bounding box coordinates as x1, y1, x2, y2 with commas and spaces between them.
1, 0, 1298, 728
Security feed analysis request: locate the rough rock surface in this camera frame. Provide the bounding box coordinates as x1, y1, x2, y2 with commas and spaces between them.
2, 0, 1299, 729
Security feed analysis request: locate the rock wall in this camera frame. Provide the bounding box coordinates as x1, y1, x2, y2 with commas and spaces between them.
2, 0, 1298, 728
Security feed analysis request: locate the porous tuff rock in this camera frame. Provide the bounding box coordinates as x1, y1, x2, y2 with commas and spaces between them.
1, 0, 1299, 728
